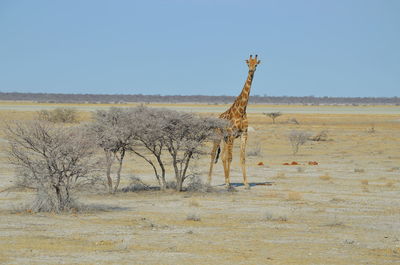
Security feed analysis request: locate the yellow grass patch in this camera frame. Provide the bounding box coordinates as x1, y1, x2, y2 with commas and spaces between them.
287, 191, 302, 201
361, 179, 369, 185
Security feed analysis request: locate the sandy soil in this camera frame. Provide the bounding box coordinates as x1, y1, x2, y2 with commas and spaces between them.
0, 103, 399, 264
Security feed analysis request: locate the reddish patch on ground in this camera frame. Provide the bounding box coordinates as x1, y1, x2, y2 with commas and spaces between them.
308, 161, 318, 165
283, 162, 290, 165
291, 161, 299, 165
257, 162, 264, 166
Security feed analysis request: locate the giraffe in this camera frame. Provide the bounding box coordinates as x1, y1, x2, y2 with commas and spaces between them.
208, 54, 261, 189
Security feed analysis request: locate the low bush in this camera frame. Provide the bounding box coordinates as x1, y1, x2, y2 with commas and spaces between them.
37, 107, 78, 123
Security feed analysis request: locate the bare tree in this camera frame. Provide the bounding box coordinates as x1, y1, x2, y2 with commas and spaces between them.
5, 121, 98, 212
161, 110, 225, 191
288, 130, 311, 155
127, 106, 168, 190
88, 108, 133, 193
125, 106, 225, 191
263, 112, 282, 124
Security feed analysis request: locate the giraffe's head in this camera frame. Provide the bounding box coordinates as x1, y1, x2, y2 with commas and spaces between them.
246, 54, 261, 72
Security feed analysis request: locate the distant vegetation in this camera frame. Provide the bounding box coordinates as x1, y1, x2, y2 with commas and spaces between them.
264, 112, 283, 124
1, 92, 399, 105
37, 107, 78, 123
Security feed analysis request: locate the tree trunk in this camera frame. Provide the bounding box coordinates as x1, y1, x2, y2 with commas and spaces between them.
176, 154, 192, 191
156, 156, 167, 190
54, 185, 63, 211
105, 150, 115, 193
131, 149, 165, 190
113, 149, 125, 193
170, 152, 181, 191
176, 178, 184, 191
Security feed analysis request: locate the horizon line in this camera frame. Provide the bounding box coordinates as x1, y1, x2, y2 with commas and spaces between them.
0, 91, 398, 99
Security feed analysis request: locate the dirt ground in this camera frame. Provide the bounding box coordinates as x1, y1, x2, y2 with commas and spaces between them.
0, 103, 399, 264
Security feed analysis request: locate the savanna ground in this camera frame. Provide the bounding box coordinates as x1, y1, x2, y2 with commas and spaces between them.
0, 102, 399, 264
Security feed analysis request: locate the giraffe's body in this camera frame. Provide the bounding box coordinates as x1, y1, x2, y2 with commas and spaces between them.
208, 55, 260, 188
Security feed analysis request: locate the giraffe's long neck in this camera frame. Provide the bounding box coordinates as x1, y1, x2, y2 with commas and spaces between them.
230, 70, 255, 115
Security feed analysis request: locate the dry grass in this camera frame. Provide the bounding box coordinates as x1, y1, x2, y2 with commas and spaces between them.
287, 191, 302, 201
319, 174, 331, 181
274, 172, 286, 179
189, 199, 201, 207
263, 191, 280, 198
325, 217, 345, 227
0, 234, 118, 254
361, 179, 369, 185
1, 103, 400, 264
385, 181, 395, 188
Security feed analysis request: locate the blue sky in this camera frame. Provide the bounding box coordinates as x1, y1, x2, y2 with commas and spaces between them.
0, 0, 399, 97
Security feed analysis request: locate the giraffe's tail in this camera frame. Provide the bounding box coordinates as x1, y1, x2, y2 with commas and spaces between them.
215, 146, 221, 164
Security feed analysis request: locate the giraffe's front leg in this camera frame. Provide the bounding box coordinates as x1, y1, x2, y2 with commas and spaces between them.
240, 132, 250, 189
222, 136, 234, 188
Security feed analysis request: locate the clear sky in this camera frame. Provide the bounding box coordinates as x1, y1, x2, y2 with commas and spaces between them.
0, 0, 399, 97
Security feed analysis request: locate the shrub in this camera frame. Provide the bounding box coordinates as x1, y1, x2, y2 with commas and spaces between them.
186, 213, 201, 221
6, 121, 99, 212
166, 180, 177, 190
263, 211, 288, 222
121, 177, 151, 192
310, 130, 328, 141
288, 130, 311, 155
37, 107, 78, 123
186, 175, 211, 192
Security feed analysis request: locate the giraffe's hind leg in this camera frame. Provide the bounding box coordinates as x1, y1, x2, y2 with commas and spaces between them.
240, 132, 250, 189
207, 140, 221, 185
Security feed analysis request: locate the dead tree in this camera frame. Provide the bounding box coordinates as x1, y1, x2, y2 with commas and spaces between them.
6, 121, 98, 212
